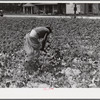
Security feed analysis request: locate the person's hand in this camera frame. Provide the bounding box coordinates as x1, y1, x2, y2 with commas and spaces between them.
40, 48, 47, 53
43, 49, 47, 53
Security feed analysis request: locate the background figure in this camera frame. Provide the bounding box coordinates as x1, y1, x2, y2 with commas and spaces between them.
74, 4, 77, 18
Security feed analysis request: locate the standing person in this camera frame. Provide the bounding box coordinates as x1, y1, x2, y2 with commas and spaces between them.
74, 4, 77, 18
24, 26, 52, 65
0, 10, 3, 17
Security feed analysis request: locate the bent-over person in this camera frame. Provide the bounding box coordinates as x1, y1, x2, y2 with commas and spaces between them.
24, 26, 52, 64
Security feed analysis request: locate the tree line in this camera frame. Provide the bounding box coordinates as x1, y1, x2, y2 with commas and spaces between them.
0, 3, 23, 13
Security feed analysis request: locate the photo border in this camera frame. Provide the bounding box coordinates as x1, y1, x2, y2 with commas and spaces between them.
0, 0, 100, 99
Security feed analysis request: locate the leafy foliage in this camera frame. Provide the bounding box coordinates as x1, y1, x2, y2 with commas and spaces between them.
0, 17, 100, 87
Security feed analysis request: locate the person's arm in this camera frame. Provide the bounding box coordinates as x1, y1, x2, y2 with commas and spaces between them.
43, 33, 48, 41
40, 33, 48, 51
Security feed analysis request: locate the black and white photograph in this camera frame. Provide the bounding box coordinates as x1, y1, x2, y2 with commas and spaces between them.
1, 0, 100, 89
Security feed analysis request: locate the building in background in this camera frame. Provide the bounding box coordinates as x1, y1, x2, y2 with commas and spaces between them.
23, 3, 34, 14
66, 3, 80, 14
22, 3, 81, 15
80, 3, 100, 15
0, 3, 100, 15
34, 3, 59, 15
23, 3, 66, 15
65, 3, 100, 15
